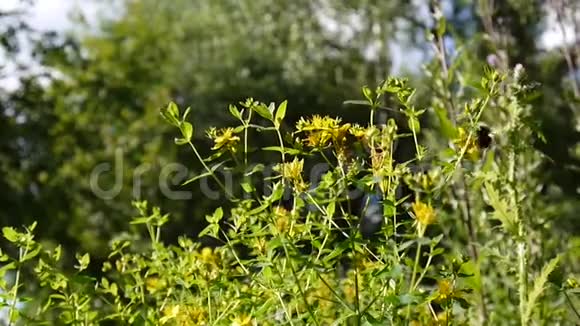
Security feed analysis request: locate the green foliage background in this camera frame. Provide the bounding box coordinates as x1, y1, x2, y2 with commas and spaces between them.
0, 0, 579, 324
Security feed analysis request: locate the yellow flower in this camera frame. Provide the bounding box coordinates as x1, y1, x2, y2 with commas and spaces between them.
199, 247, 218, 265
208, 127, 240, 152
160, 305, 180, 325
436, 311, 449, 325
342, 276, 359, 304
145, 276, 166, 293
161, 305, 207, 325
412, 201, 436, 226
273, 206, 290, 234
349, 124, 366, 138
453, 127, 480, 161
187, 307, 208, 325
566, 277, 579, 289
251, 237, 267, 255
275, 158, 308, 192
276, 158, 303, 180
231, 314, 253, 326
436, 279, 453, 301
296, 115, 349, 148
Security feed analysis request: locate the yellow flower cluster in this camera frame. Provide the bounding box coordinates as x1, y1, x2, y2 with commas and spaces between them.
273, 206, 290, 234
161, 304, 207, 325
412, 201, 437, 227
207, 127, 240, 152
453, 127, 480, 161
436, 279, 453, 302
199, 247, 218, 265
296, 115, 350, 148
274, 158, 308, 192
231, 314, 253, 326
145, 275, 167, 293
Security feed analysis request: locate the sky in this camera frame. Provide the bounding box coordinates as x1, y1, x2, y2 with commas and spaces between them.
0, 0, 576, 90
0, 0, 100, 90
2, 0, 77, 31
1, 0, 575, 46
2, 1, 572, 46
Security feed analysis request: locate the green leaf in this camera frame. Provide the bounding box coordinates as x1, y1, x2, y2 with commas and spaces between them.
174, 138, 188, 146
182, 161, 227, 186
268, 182, 285, 203
180, 121, 193, 142
75, 253, 90, 271
484, 183, 518, 235
274, 100, 287, 128
362, 86, 373, 103
0, 262, 16, 274
2, 227, 19, 243
22, 246, 41, 262
241, 179, 255, 193
481, 150, 495, 173
229, 104, 241, 120
247, 203, 270, 216
326, 201, 335, 217
207, 207, 223, 224
253, 103, 273, 121
523, 255, 560, 324
262, 146, 302, 155
434, 106, 457, 139
182, 106, 191, 122
373, 264, 402, 279
244, 164, 265, 176
383, 200, 395, 217
407, 116, 420, 134
198, 224, 219, 238
160, 102, 180, 126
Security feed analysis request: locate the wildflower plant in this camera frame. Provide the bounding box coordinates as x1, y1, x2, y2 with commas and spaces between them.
1, 41, 579, 326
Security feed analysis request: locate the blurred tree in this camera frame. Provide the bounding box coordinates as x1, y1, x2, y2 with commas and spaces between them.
2, 0, 578, 269
1, 0, 416, 260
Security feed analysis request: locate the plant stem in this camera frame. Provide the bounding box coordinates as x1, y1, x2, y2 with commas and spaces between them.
508, 148, 527, 326
280, 237, 320, 326
9, 243, 29, 326
410, 241, 422, 292
564, 290, 580, 321
187, 141, 234, 199
244, 110, 252, 166
406, 239, 423, 321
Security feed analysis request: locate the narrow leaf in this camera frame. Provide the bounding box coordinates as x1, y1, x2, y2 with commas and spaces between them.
275, 100, 288, 128
484, 183, 517, 234
252, 103, 273, 121
180, 121, 193, 142
523, 255, 560, 324
160, 102, 180, 126
2, 227, 19, 243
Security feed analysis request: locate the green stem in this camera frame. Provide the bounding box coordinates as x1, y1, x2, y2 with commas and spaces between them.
410, 241, 422, 292
280, 237, 320, 326
443, 88, 494, 185
564, 290, 580, 321
8, 240, 29, 326
405, 240, 423, 321
275, 129, 286, 163
244, 110, 252, 166
509, 149, 527, 326
187, 141, 234, 199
